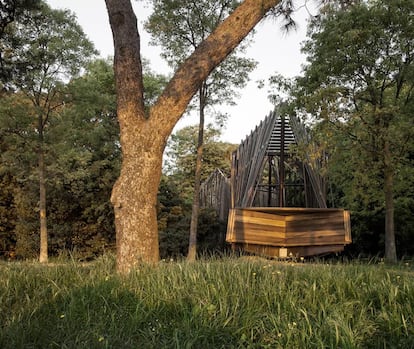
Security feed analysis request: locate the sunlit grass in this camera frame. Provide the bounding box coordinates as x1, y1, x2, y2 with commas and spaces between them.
1, 255, 413, 348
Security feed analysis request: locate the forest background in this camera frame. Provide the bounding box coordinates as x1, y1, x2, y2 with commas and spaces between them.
0, 0, 413, 261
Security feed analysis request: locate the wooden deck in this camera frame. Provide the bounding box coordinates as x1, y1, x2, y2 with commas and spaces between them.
226, 207, 351, 258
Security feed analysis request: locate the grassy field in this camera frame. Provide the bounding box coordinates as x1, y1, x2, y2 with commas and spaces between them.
1, 255, 413, 348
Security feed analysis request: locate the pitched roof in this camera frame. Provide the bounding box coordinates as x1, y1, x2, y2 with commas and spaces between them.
231, 111, 327, 208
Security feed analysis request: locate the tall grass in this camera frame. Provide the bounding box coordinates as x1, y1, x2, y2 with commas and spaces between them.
1, 255, 413, 348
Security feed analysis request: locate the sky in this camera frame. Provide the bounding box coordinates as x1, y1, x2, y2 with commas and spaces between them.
46, 0, 315, 144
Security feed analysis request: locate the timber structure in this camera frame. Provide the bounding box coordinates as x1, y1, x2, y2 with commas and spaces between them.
202, 111, 351, 258
199, 168, 231, 222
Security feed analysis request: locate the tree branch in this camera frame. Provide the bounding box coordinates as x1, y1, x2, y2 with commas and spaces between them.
151, 0, 281, 138
105, 0, 145, 119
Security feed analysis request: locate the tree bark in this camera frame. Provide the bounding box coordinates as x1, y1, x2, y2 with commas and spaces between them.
106, 0, 161, 272
187, 87, 206, 261
105, 0, 281, 273
38, 138, 48, 263
384, 139, 397, 263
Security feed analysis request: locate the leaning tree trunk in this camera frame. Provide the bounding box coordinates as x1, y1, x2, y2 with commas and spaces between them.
106, 0, 282, 274
384, 139, 397, 263
187, 88, 206, 261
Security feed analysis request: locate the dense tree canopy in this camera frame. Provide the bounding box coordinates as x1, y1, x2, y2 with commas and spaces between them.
165, 124, 236, 203
0, 1, 97, 261
2, 0, 413, 266
271, 0, 414, 260
0, 58, 119, 259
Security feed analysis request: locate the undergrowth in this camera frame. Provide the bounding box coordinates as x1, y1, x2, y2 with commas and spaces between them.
0, 255, 413, 348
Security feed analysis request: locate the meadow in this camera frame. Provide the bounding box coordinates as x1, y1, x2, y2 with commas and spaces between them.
1, 254, 413, 348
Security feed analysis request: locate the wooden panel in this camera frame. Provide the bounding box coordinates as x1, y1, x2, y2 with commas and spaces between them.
226, 207, 352, 257
344, 210, 352, 243
226, 208, 236, 241
233, 221, 285, 237
234, 208, 286, 228
227, 208, 286, 245
231, 230, 286, 246
234, 243, 347, 258
284, 232, 346, 246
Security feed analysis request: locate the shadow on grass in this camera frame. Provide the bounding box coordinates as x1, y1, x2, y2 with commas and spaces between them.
1, 279, 240, 349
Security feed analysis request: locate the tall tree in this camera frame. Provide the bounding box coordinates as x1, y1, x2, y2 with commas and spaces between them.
1, 1, 96, 262
105, 0, 288, 273
296, 0, 414, 262
51, 58, 166, 258
48, 58, 120, 258
0, 0, 38, 35
0, 0, 40, 82
146, 0, 256, 260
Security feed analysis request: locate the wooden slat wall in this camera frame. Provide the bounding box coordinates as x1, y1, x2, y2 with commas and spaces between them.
230, 111, 328, 209
290, 116, 327, 208
231, 112, 276, 208
199, 169, 231, 222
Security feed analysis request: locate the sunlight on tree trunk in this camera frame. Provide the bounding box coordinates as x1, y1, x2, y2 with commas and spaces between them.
38, 143, 48, 263
112, 135, 162, 271
106, 0, 282, 273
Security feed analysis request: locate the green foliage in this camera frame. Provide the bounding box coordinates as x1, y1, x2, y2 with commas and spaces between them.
165, 124, 236, 203
268, 0, 414, 258
44, 58, 120, 259
157, 177, 228, 259
158, 125, 234, 259
0, 0, 42, 82
0, 42, 171, 260
0, 93, 39, 258
0, 57, 119, 259
196, 208, 227, 253
146, 0, 256, 126
146, 0, 241, 64
1, 257, 414, 348
1, 1, 96, 91
0, 1, 98, 261
142, 58, 169, 111
0, 0, 40, 34
157, 176, 191, 259
0, 171, 17, 258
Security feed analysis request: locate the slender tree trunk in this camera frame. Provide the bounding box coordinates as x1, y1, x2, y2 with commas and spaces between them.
384, 139, 397, 263
38, 130, 48, 263
188, 88, 206, 261
106, 0, 281, 273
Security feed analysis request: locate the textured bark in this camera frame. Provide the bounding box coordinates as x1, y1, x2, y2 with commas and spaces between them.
106, 0, 160, 272
105, 0, 281, 273
384, 139, 397, 263
38, 143, 48, 263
